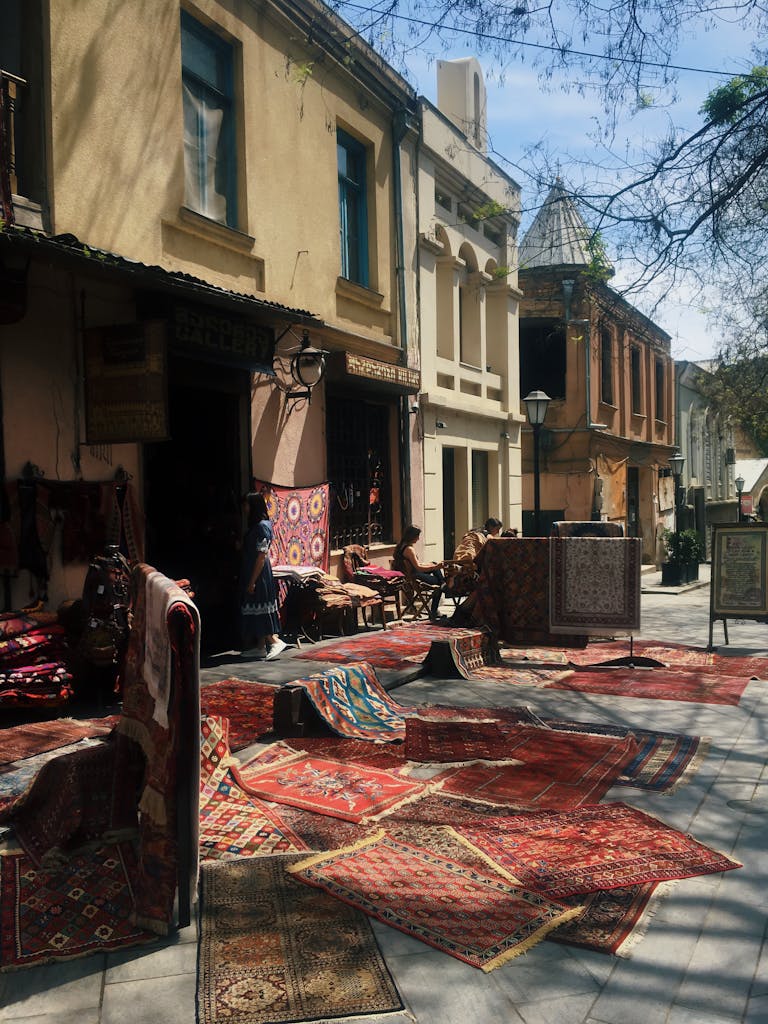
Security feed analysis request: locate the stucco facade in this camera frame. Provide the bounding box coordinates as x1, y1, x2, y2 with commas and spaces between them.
0, 0, 422, 650
415, 59, 523, 562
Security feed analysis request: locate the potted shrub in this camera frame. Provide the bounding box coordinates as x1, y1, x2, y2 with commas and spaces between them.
661, 528, 705, 586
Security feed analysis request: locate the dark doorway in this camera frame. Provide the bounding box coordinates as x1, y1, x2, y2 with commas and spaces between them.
144, 355, 248, 655
442, 447, 455, 560
627, 466, 640, 537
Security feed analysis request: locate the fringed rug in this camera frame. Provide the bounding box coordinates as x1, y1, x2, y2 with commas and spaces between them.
0, 716, 118, 766
282, 661, 407, 741
0, 842, 156, 970
549, 537, 642, 634
452, 802, 741, 898
540, 717, 709, 793
288, 831, 582, 971
433, 727, 640, 810
549, 881, 670, 957
197, 855, 402, 1024
404, 717, 523, 766
293, 621, 489, 670
554, 667, 749, 706
420, 629, 500, 679
200, 679, 277, 750
564, 640, 768, 678
237, 755, 429, 823
469, 662, 575, 686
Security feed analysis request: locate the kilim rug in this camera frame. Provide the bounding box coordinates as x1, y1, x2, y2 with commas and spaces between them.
452, 802, 741, 898
293, 621, 490, 671
0, 716, 118, 766
200, 679, 277, 750
549, 537, 642, 634
288, 831, 583, 971
552, 667, 750, 706
0, 842, 157, 970
432, 729, 640, 810
197, 855, 402, 1024
404, 717, 524, 766
284, 661, 407, 741
564, 640, 768, 678
540, 717, 709, 793
236, 756, 429, 823
199, 717, 306, 860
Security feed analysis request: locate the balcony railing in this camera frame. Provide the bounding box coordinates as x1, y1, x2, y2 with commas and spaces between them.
1, 69, 26, 200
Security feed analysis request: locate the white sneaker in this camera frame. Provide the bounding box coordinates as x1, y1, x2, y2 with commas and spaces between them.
265, 638, 288, 661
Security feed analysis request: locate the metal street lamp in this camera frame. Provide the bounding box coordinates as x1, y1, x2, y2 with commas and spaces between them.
669, 450, 685, 569
523, 389, 551, 536
735, 475, 745, 522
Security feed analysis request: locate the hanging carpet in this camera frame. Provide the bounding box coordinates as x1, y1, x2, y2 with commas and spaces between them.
451, 802, 741, 899
287, 830, 582, 972
252, 479, 330, 571
549, 537, 642, 635
0, 842, 157, 971
197, 854, 403, 1024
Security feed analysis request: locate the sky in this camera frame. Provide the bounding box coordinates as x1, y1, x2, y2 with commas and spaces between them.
335, 2, 765, 363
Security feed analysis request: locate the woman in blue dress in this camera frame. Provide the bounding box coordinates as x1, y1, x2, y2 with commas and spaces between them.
240, 492, 286, 660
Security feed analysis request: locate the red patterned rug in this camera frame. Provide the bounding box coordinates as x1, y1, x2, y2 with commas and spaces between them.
288, 830, 582, 971
549, 881, 667, 956
293, 622, 489, 671
0, 716, 118, 766
200, 679, 277, 750
453, 802, 741, 898
552, 667, 750, 706
405, 718, 523, 765
433, 728, 640, 810
0, 842, 157, 970
564, 640, 768, 678
549, 537, 642, 635
470, 662, 575, 686
274, 735, 410, 773
237, 755, 429, 823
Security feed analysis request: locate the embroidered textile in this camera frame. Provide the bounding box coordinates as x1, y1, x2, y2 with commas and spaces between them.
0, 626, 67, 668
197, 855, 403, 1023
284, 661, 407, 742
200, 678, 277, 750
236, 755, 428, 823
0, 843, 157, 971
288, 831, 582, 971
0, 661, 73, 707
252, 479, 330, 571
452, 802, 741, 898
549, 537, 642, 634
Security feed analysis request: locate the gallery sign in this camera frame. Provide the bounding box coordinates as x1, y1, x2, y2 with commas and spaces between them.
84, 320, 169, 443
171, 303, 275, 373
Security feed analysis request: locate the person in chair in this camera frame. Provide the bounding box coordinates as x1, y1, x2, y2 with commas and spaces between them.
392, 525, 446, 620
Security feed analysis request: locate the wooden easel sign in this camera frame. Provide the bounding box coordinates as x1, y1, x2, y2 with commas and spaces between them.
709, 522, 768, 648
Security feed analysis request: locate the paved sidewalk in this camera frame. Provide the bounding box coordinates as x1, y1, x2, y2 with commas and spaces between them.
1, 578, 766, 1023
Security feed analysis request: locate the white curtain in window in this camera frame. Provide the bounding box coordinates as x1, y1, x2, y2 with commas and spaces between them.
183, 83, 227, 223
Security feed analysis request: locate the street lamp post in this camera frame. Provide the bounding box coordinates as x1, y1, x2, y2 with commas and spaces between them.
669, 449, 685, 572
735, 475, 745, 523
523, 390, 551, 536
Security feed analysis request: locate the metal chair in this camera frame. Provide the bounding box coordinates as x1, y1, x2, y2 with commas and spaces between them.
399, 563, 443, 620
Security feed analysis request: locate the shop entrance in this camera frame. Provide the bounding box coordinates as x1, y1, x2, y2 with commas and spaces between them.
144, 355, 249, 656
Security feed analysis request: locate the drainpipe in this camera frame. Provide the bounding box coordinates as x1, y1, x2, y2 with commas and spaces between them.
392, 106, 412, 532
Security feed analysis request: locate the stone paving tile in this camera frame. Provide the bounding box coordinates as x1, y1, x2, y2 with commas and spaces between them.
666, 1008, 744, 1024
512, 991, 601, 1024
101, 972, 196, 1024
0, 1015, 101, 1024
745, 992, 768, 1023
104, 939, 197, 983
0, 958, 104, 1021
490, 944, 602, 1004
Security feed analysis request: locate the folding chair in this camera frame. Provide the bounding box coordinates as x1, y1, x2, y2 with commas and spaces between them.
400, 564, 442, 620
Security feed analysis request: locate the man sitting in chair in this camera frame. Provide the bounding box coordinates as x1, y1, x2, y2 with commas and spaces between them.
444, 517, 503, 599
392, 525, 446, 620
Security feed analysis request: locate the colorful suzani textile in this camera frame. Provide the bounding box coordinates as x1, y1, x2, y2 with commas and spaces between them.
252, 479, 330, 571
288, 831, 582, 971
236, 755, 428, 823
549, 537, 642, 635
197, 855, 403, 1023
452, 802, 741, 898
285, 661, 407, 741
0, 843, 157, 971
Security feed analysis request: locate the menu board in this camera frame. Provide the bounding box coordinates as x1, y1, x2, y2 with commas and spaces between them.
711, 524, 768, 618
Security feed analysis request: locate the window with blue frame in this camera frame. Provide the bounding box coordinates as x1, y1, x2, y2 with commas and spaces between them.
337, 129, 369, 286
180, 12, 237, 228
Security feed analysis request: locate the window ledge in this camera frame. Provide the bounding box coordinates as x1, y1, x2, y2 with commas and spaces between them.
336, 276, 385, 309
598, 400, 618, 411
173, 206, 256, 253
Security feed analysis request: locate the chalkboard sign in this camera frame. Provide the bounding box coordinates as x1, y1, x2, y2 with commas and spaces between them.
709, 522, 768, 648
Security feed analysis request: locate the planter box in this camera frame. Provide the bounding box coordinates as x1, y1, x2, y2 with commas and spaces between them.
661, 561, 699, 586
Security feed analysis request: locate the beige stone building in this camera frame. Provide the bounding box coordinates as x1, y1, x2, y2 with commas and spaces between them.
415, 59, 523, 561
0, 0, 421, 651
